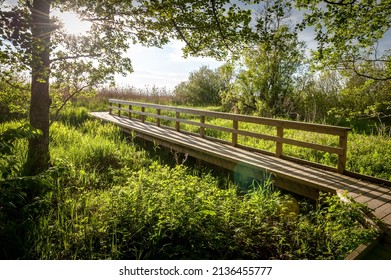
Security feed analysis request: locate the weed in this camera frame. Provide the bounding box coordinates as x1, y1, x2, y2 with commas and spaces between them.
0, 120, 378, 260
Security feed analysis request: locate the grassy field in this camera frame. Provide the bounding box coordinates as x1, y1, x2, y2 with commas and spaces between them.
0, 114, 379, 259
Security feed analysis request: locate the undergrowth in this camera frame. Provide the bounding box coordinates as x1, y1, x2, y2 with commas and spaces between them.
0, 115, 379, 259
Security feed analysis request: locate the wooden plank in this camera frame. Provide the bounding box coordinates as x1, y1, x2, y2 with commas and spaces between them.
344, 170, 391, 187
374, 202, 391, 220
281, 137, 343, 155
280, 155, 337, 172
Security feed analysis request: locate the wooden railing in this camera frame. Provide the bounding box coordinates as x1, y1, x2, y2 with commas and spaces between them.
109, 99, 351, 174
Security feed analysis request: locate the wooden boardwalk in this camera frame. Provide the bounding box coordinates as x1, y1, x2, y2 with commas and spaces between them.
90, 107, 391, 259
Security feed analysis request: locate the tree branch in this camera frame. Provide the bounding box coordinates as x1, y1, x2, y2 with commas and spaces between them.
351, 68, 391, 81
50, 54, 100, 63
348, 60, 391, 81
210, 0, 234, 53
324, 0, 357, 6
170, 19, 198, 54
49, 84, 91, 126
3, 78, 30, 91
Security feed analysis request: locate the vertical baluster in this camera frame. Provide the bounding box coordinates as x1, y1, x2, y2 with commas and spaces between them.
176, 111, 180, 131
141, 106, 145, 123
276, 126, 284, 157
157, 108, 161, 127
232, 120, 238, 146
200, 115, 205, 138
338, 130, 348, 174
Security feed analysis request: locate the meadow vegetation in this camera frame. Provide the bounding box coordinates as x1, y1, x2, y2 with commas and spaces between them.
0, 113, 378, 259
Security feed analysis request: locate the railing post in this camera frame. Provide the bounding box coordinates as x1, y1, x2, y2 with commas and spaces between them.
338, 130, 348, 174
200, 115, 205, 138
157, 108, 161, 127
109, 102, 112, 115
232, 120, 238, 146
129, 105, 132, 119
118, 103, 121, 117
141, 106, 145, 123
175, 111, 180, 132
276, 126, 284, 157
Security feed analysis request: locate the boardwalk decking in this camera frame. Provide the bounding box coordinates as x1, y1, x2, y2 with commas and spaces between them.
90, 111, 391, 259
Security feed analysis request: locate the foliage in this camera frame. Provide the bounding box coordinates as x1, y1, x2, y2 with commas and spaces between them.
347, 133, 391, 180
1, 0, 260, 175
5, 119, 377, 259
221, 0, 306, 116
0, 76, 30, 121
0, 123, 42, 179
293, 70, 344, 122
0, 119, 378, 259
296, 0, 391, 81
0, 121, 50, 259
32, 161, 376, 259
327, 72, 391, 128
174, 66, 223, 106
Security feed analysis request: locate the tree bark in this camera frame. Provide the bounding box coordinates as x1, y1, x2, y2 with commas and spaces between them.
24, 0, 52, 175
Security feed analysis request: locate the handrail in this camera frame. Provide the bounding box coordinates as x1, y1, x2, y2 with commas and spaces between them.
109, 99, 351, 174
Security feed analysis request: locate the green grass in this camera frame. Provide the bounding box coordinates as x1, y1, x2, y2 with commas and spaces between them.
0, 116, 378, 259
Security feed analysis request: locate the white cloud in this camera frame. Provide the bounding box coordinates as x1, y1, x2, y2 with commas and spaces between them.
120, 40, 223, 89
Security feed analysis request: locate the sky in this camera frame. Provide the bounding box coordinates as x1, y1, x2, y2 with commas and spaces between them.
117, 40, 225, 90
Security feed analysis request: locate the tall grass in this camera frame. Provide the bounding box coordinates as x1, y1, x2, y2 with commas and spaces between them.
36, 120, 379, 259
74, 86, 176, 112
1, 116, 378, 259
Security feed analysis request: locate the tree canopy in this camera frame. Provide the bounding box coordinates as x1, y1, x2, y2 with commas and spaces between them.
296, 0, 391, 80
221, 0, 306, 116
0, 0, 258, 174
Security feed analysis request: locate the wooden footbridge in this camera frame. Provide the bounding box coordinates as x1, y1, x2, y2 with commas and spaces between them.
91, 99, 391, 259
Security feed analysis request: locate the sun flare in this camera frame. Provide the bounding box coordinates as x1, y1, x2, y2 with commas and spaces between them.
55, 11, 92, 35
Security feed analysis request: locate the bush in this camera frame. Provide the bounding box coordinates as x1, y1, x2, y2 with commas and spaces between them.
174, 66, 222, 106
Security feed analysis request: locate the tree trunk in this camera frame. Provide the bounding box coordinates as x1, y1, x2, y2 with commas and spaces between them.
24, 0, 52, 175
